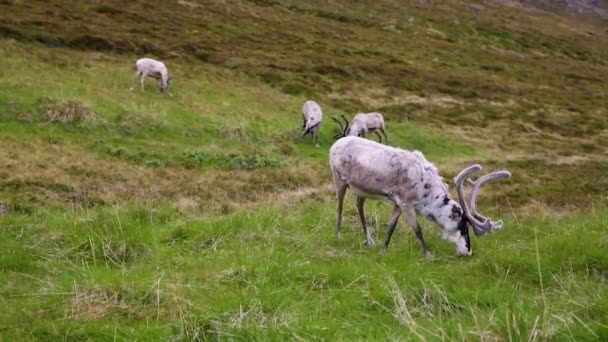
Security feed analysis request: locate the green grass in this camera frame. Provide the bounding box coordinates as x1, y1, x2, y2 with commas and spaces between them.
1, 202, 607, 340
1, 0, 608, 340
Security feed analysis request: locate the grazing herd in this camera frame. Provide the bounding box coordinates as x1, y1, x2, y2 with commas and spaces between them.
134, 58, 511, 257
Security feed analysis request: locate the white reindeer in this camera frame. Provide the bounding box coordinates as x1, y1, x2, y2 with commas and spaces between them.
333, 112, 388, 143
301, 100, 323, 147
130, 58, 173, 96
329, 136, 510, 256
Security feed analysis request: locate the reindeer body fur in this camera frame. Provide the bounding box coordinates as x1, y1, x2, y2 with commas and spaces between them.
131, 58, 173, 96
347, 112, 388, 143
329, 136, 470, 256
302, 100, 323, 147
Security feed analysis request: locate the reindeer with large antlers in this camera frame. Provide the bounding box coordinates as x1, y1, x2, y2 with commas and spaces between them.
329, 136, 510, 256
332, 112, 388, 143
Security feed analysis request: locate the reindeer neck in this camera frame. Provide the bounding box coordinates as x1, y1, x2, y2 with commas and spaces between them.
413, 164, 450, 217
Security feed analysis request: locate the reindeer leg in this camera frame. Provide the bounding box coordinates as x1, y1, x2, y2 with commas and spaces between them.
356, 196, 374, 246
140, 71, 149, 92
313, 126, 320, 148
374, 131, 383, 143
130, 71, 140, 91
406, 207, 432, 257
336, 184, 347, 239
381, 128, 388, 144
302, 118, 309, 138
381, 205, 402, 254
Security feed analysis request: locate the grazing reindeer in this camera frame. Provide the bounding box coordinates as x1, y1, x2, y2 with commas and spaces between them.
333, 112, 388, 143
329, 136, 510, 256
130, 58, 173, 96
301, 100, 323, 147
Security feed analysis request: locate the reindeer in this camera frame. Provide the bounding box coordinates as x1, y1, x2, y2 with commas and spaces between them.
332, 112, 388, 143
301, 100, 323, 147
130, 58, 173, 96
329, 136, 510, 256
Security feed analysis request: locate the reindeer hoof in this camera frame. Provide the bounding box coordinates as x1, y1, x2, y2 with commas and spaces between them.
337, 232, 342, 239
424, 251, 433, 258
364, 239, 375, 246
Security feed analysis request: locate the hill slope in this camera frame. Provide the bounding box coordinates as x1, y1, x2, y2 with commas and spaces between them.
495, 0, 608, 16
0, 0, 607, 340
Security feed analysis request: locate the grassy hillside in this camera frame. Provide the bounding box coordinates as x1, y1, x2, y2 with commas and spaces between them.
498, 0, 608, 16
1, 0, 607, 340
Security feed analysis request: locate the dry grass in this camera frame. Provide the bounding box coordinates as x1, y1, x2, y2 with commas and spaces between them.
0, 138, 324, 213
42, 100, 95, 124
66, 285, 125, 320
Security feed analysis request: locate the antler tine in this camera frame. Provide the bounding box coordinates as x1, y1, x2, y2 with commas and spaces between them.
332, 116, 345, 140
340, 114, 350, 136
340, 114, 349, 127
454, 165, 494, 236
465, 170, 511, 236
467, 171, 512, 214
331, 116, 344, 131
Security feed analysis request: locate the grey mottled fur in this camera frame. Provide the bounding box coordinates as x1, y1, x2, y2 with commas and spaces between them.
346, 112, 388, 143
301, 100, 323, 147
329, 136, 472, 256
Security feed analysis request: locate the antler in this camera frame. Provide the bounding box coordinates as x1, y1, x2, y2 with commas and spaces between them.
454, 165, 483, 233
467, 171, 512, 223
340, 114, 349, 135
332, 116, 344, 139
332, 115, 351, 139
454, 165, 511, 237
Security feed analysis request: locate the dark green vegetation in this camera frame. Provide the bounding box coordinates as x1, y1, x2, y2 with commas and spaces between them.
0, 0, 607, 340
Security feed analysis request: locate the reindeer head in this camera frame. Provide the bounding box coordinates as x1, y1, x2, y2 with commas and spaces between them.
161, 78, 169, 89
443, 165, 511, 256
347, 116, 366, 138
331, 114, 350, 140
428, 196, 471, 256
